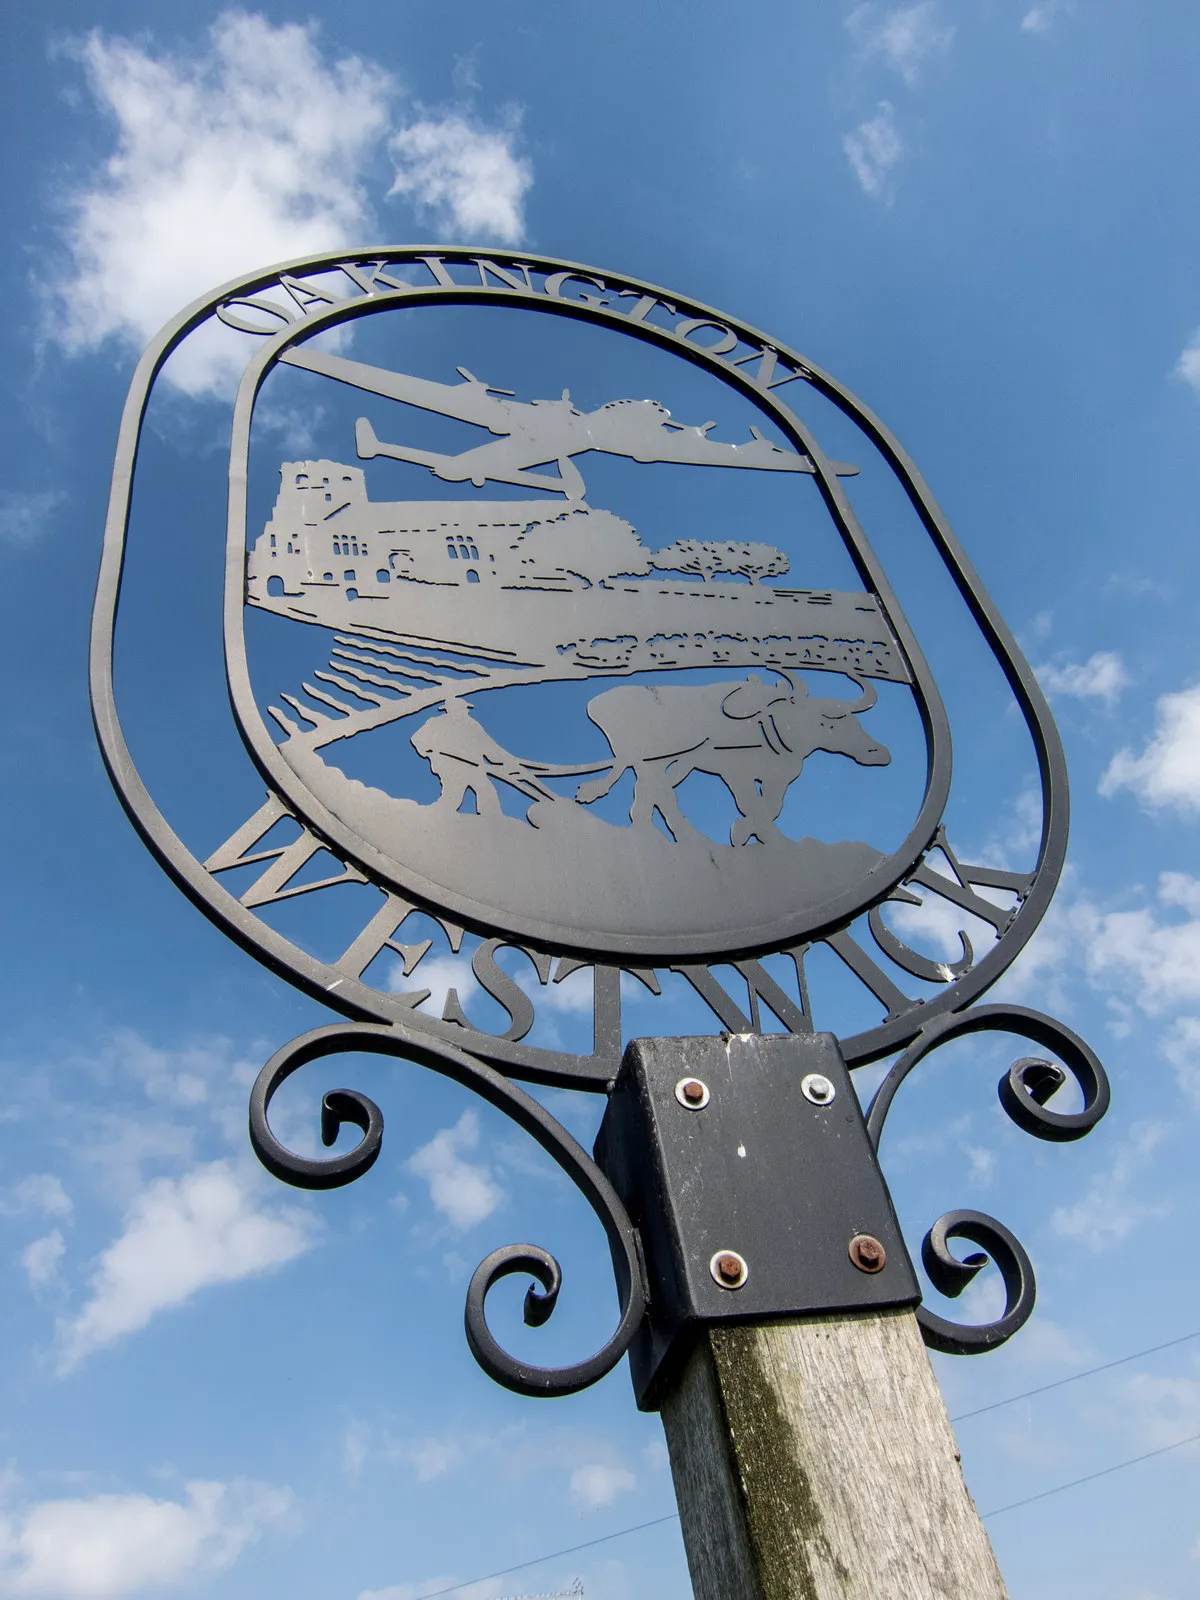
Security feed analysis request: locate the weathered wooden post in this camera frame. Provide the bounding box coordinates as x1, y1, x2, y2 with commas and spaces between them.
599, 1032, 1009, 1599
92, 246, 1109, 1599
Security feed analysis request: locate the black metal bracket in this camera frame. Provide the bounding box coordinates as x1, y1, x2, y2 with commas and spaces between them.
595, 1032, 919, 1411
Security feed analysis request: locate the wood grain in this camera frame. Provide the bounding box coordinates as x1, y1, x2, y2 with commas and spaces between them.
660, 1307, 1008, 1599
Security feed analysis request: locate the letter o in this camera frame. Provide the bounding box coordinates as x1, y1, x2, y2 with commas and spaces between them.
216, 295, 297, 334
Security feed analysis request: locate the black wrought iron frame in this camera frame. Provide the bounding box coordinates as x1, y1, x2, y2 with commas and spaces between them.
90, 246, 1106, 1394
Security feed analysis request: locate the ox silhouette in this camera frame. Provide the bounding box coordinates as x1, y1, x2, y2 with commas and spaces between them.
575, 673, 889, 846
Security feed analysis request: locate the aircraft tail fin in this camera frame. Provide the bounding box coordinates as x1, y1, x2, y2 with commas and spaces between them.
355, 417, 379, 460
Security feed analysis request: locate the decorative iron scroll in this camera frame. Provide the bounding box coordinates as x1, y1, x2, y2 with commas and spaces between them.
866, 1005, 1110, 1354
249, 1021, 645, 1396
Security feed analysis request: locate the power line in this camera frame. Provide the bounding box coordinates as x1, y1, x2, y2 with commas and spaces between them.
982, 1428, 1200, 1518
412, 1514, 680, 1599
951, 1327, 1200, 1423
413, 1327, 1200, 1595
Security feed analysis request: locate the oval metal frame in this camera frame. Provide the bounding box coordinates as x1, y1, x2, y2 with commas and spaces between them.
90, 246, 1070, 1076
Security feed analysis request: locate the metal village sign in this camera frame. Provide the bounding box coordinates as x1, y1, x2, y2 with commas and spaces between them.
91, 248, 1110, 1422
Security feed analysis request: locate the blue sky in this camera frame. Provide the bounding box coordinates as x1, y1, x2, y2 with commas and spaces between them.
3, 3, 1200, 1597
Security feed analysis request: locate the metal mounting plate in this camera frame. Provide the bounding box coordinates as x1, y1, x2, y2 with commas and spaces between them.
595, 1032, 919, 1409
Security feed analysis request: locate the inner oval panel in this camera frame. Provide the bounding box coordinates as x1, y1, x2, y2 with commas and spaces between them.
242, 301, 929, 946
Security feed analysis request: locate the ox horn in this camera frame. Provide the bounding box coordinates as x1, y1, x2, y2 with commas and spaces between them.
841, 676, 878, 714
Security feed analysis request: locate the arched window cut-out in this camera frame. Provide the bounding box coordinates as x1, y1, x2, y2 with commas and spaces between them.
466, 569, 480, 583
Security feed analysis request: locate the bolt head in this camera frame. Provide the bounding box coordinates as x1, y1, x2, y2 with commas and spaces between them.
675, 1077, 711, 1110
710, 1250, 749, 1289
848, 1234, 886, 1273
801, 1072, 836, 1106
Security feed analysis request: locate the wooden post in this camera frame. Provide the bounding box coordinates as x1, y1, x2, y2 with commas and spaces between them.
660, 1306, 1007, 1600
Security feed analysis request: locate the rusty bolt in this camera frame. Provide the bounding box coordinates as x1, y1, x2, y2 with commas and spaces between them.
848, 1234, 886, 1273
710, 1250, 749, 1289
675, 1077, 710, 1110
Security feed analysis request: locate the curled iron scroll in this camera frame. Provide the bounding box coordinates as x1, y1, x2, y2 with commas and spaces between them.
249, 1021, 646, 1396
866, 1004, 1109, 1355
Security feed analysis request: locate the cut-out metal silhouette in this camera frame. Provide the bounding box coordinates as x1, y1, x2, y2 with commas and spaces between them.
576, 674, 890, 847
238, 347, 913, 950
282, 347, 859, 500
412, 697, 557, 815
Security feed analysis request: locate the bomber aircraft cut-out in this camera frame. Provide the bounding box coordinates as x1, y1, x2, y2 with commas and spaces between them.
280, 346, 859, 501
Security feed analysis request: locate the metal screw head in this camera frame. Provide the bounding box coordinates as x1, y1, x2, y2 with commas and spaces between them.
801, 1072, 836, 1106
675, 1077, 710, 1110
848, 1234, 886, 1273
710, 1250, 749, 1289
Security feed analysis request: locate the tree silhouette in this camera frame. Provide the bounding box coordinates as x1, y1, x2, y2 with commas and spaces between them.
651, 537, 788, 585
510, 509, 651, 586
723, 540, 790, 583
651, 538, 721, 584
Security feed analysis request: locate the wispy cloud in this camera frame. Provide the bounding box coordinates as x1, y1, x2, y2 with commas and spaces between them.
845, 2, 954, 86
0, 1479, 290, 1597
389, 115, 530, 245
1101, 682, 1200, 813
997, 869, 1200, 1022
1036, 650, 1129, 706
843, 101, 904, 201
1052, 1123, 1169, 1250
0, 491, 65, 548
0, 1175, 72, 1220
406, 1111, 504, 1230
1162, 1015, 1200, 1108
569, 1460, 637, 1513
57, 1160, 316, 1371
50, 12, 532, 396
22, 1232, 66, 1294
1178, 334, 1200, 393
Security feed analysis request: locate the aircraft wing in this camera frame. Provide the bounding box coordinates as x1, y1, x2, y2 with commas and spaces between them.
279, 347, 512, 432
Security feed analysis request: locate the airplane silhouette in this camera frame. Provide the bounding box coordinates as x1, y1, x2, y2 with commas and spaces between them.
279, 346, 858, 501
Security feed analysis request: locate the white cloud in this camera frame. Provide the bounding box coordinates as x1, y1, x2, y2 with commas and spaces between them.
0, 1479, 290, 1598
404, 954, 482, 1015
57, 1161, 316, 1371
1119, 1371, 1200, 1452
1021, 6, 1053, 32
406, 1112, 504, 1230
1076, 876, 1200, 1012
844, 102, 903, 201
21, 1233, 65, 1293
0, 492, 65, 548
52, 14, 392, 395
388, 116, 531, 245
1052, 1123, 1169, 1250
1036, 650, 1129, 706
569, 1462, 636, 1514
402, 1435, 467, 1483
998, 870, 1200, 1027
51, 14, 532, 396
1101, 683, 1200, 813
0, 1176, 72, 1220
846, 3, 954, 85
1163, 1017, 1200, 1106
1178, 336, 1200, 393
101, 1028, 227, 1109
